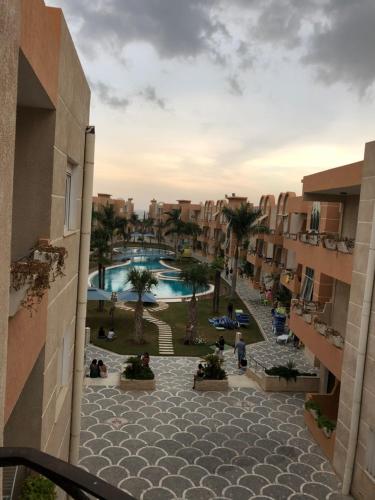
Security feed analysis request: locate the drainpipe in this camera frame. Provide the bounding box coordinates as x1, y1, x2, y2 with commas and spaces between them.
342, 200, 375, 494
69, 126, 95, 465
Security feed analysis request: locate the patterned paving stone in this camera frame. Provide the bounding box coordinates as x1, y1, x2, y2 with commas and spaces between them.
98, 465, 128, 486
81, 343, 343, 500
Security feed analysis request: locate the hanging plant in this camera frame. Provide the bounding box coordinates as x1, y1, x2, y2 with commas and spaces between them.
10, 244, 68, 314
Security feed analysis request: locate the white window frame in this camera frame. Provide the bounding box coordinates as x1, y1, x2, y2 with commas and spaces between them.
301, 267, 314, 301
64, 168, 72, 231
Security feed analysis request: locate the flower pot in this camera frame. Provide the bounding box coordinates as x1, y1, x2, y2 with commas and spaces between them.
309, 409, 319, 420
303, 313, 312, 324
323, 427, 333, 438
315, 323, 327, 336
333, 336, 344, 349
324, 239, 337, 250
337, 241, 349, 253
295, 307, 303, 316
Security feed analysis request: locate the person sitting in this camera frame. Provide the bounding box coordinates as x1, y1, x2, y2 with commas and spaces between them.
89, 359, 100, 378
107, 328, 116, 341
98, 326, 106, 339
98, 359, 108, 378
193, 363, 205, 389
141, 352, 150, 367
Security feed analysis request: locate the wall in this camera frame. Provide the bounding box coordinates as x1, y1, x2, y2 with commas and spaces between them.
0, 0, 21, 485
331, 280, 350, 337
333, 141, 375, 499
341, 195, 360, 239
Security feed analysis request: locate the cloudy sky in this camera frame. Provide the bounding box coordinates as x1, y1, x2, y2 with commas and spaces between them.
47, 0, 375, 210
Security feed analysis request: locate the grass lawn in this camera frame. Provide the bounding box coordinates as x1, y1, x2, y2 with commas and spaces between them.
87, 302, 159, 355
152, 293, 264, 357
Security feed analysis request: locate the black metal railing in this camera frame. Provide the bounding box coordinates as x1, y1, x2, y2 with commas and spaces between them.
0, 447, 134, 500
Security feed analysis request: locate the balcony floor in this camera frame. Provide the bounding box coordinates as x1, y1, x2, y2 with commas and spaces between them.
80, 344, 343, 499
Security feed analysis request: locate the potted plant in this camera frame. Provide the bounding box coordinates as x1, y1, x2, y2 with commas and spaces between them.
305, 399, 321, 420
120, 356, 155, 390
317, 415, 336, 438
20, 475, 56, 499
314, 321, 327, 336
194, 354, 228, 391
303, 312, 312, 324
332, 334, 344, 349
323, 235, 338, 250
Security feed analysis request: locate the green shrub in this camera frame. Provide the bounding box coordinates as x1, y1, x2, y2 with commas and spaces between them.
203, 354, 227, 380
265, 362, 317, 382
123, 356, 154, 380
305, 399, 321, 414
317, 415, 336, 432
20, 475, 56, 500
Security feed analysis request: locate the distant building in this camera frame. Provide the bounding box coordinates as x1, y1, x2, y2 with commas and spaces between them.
92, 193, 134, 219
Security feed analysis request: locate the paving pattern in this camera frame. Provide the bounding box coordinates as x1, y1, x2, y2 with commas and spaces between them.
81, 346, 344, 500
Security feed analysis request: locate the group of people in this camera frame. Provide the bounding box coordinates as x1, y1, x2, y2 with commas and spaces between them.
213, 334, 248, 369
89, 359, 108, 378
98, 326, 117, 341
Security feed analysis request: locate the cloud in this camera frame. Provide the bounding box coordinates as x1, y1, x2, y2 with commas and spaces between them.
139, 86, 167, 110
227, 75, 244, 96
302, 0, 375, 94
91, 81, 131, 110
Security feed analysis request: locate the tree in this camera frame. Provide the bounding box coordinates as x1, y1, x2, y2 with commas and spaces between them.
210, 257, 224, 313
155, 220, 165, 245
144, 216, 155, 244
127, 269, 158, 344
222, 204, 268, 299
117, 217, 129, 247
180, 263, 210, 344
164, 208, 182, 252
90, 228, 110, 311
95, 205, 122, 260
129, 213, 139, 241
183, 221, 202, 250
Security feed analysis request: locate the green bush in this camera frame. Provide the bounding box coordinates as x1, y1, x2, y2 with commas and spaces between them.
265, 362, 317, 382
305, 399, 321, 414
203, 354, 227, 380
20, 475, 56, 500
317, 414, 336, 432
123, 356, 154, 380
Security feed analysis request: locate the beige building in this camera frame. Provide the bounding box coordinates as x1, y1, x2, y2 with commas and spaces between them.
92, 193, 134, 219
0, 0, 94, 493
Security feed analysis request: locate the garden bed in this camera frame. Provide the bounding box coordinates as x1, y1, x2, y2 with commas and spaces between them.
120, 376, 156, 391
246, 367, 320, 392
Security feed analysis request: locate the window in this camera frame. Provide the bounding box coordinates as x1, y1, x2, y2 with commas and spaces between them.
64, 170, 72, 230
301, 267, 314, 301
310, 202, 320, 232
366, 428, 375, 479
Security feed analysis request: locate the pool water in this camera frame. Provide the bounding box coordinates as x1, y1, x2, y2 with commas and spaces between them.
89, 257, 211, 300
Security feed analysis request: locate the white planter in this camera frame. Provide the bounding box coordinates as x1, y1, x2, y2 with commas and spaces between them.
337, 241, 349, 253
324, 239, 337, 250
333, 336, 344, 349
315, 323, 327, 336
323, 428, 333, 438
309, 409, 319, 420
303, 313, 312, 324
295, 308, 303, 316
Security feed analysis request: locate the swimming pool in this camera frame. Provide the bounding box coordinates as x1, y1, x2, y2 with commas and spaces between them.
112, 246, 175, 262
89, 257, 213, 300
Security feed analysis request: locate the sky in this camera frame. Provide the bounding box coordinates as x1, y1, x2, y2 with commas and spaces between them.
47, 0, 375, 211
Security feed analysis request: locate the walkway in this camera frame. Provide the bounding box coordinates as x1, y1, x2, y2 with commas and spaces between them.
116, 302, 175, 355
81, 345, 346, 500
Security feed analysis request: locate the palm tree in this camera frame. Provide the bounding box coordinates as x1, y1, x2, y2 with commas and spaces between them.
90, 228, 110, 311
127, 269, 158, 344
129, 213, 139, 241
164, 209, 182, 252
144, 216, 155, 244
222, 204, 268, 299
117, 217, 129, 247
183, 221, 202, 251
95, 205, 122, 260
155, 220, 165, 245
210, 257, 224, 313
180, 263, 210, 344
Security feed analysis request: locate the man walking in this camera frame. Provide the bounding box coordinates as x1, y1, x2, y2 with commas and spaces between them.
234, 337, 246, 369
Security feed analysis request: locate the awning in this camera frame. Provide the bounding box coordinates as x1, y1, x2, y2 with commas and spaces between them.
251, 213, 268, 227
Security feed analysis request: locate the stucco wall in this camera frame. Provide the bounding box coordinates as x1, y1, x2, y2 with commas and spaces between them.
341, 195, 360, 239
333, 141, 375, 499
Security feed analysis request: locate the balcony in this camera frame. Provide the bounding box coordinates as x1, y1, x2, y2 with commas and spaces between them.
280, 270, 301, 294
262, 260, 281, 275
289, 309, 343, 379
264, 232, 283, 246
197, 234, 208, 243
247, 253, 263, 268
283, 233, 353, 284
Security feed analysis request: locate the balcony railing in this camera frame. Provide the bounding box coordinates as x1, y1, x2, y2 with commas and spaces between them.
0, 447, 133, 500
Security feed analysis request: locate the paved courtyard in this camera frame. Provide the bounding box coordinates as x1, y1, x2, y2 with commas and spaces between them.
80, 345, 344, 500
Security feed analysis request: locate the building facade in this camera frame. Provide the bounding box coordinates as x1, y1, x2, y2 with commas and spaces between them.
0, 0, 94, 493
92, 193, 134, 220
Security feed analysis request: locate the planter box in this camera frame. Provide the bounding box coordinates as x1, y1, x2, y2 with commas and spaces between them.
120, 376, 155, 391
246, 368, 320, 393
194, 379, 228, 391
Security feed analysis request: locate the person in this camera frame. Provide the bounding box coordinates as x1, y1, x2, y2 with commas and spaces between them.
193, 363, 205, 389
89, 359, 100, 378
98, 359, 108, 378
225, 266, 229, 279
234, 337, 246, 369
98, 326, 106, 339
218, 335, 225, 360
107, 328, 116, 341
227, 302, 234, 319
229, 268, 233, 276
141, 352, 150, 367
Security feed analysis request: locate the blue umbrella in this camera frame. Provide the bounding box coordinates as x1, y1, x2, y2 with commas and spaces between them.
117, 289, 157, 303
87, 287, 112, 301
